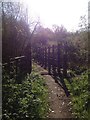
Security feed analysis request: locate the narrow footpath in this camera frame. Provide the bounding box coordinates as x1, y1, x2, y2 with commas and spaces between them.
35, 64, 74, 118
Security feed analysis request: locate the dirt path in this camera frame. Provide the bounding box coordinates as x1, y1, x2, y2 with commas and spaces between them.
35, 64, 74, 118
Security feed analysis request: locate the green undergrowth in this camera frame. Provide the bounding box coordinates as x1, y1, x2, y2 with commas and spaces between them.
65, 70, 89, 119
2, 64, 49, 120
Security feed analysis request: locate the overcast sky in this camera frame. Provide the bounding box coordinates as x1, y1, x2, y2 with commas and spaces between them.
21, 0, 88, 32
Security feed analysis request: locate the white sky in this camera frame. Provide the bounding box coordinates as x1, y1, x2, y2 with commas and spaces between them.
21, 0, 88, 32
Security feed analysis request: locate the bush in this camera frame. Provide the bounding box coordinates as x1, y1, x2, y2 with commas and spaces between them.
65, 70, 89, 119
2, 70, 48, 119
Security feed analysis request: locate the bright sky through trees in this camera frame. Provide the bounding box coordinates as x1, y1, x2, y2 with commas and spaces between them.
21, 0, 88, 32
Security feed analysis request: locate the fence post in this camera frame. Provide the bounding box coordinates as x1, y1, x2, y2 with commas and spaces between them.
44, 47, 47, 69
48, 46, 51, 74
39, 47, 41, 65
24, 44, 32, 74
41, 47, 43, 66
37, 47, 39, 64
63, 42, 68, 78
57, 44, 61, 75
42, 47, 44, 67
52, 45, 56, 76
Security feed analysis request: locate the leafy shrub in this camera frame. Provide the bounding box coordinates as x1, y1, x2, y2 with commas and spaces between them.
65, 70, 89, 119
2, 70, 48, 119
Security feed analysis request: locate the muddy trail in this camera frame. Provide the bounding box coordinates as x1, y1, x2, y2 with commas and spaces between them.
35, 64, 74, 118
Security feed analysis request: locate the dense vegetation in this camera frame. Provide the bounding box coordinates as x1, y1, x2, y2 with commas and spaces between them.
2, 65, 48, 119
65, 70, 89, 119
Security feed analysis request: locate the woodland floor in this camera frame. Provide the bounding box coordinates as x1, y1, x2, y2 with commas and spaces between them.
34, 63, 75, 118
